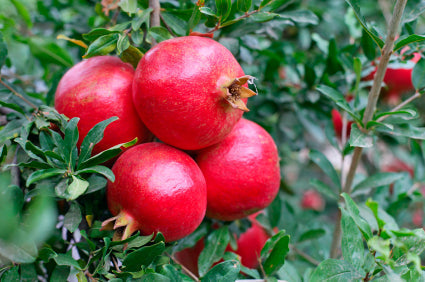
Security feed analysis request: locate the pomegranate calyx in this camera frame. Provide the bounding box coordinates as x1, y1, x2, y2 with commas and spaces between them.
101, 211, 139, 241
225, 75, 257, 112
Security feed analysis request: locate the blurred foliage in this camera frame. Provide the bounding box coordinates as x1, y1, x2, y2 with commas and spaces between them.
2, 0, 425, 280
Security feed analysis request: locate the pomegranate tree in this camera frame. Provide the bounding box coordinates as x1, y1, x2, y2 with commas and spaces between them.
54, 56, 152, 156
104, 143, 207, 242
132, 36, 256, 150
196, 118, 281, 221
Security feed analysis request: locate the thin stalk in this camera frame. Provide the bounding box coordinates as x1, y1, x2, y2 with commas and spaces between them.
329, 0, 408, 258
0, 77, 38, 110
377, 91, 421, 123
149, 0, 161, 46
168, 253, 200, 282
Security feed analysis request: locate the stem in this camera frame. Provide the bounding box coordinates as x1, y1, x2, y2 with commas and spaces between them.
329, 0, 408, 258
290, 244, 320, 266
0, 77, 38, 110
207, 10, 259, 33
376, 91, 421, 123
168, 253, 200, 282
149, 0, 161, 46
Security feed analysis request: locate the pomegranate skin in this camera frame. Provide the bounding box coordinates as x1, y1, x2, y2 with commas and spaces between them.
133, 36, 247, 150
55, 56, 152, 156
196, 118, 281, 221
107, 143, 207, 242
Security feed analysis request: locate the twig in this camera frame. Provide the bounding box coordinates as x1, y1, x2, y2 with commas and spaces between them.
0, 77, 38, 110
149, 0, 161, 46
159, 14, 177, 37
111, 255, 121, 273
290, 244, 320, 266
207, 10, 259, 34
167, 253, 200, 282
376, 91, 421, 123
329, 0, 408, 258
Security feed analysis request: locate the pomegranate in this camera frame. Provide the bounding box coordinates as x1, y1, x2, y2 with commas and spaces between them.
104, 142, 207, 242
132, 36, 256, 150
55, 56, 152, 156
174, 214, 270, 275
196, 118, 280, 221
331, 109, 353, 141
301, 190, 325, 211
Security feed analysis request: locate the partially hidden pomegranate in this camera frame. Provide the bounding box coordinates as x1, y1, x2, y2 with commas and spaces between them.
55, 56, 152, 156
104, 143, 207, 242
174, 213, 270, 275
301, 190, 325, 211
196, 118, 281, 221
132, 36, 257, 150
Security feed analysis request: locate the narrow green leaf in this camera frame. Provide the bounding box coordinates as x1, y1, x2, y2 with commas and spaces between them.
76, 165, 115, 182
120, 45, 144, 68
309, 179, 339, 200
78, 137, 137, 170
63, 202, 82, 233
188, 4, 202, 32
310, 259, 366, 281
63, 117, 79, 167
132, 8, 152, 30
118, 0, 137, 15
259, 0, 290, 12
251, 12, 279, 22
66, 175, 89, 200
198, 226, 230, 277
352, 172, 405, 195
82, 28, 119, 41
216, 0, 232, 21
199, 7, 218, 17
0, 145, 7, 164
0, 32, 7, 67
237, 0, 252, 12
279, 10, 319, 25
78, 117, 118, 166
341, 209, 365, 269
140, 273, 170, 281
365, 199, 385, 230
2, 266, 19, 281
29, 38, 73, 67
11, 0, 32, 28
83, 33, 119, 58
54, 253, 82, 270
85, 174, 108, 194
262, 234, 290, 275
353, 57, 362, 92
123, 242, 165, 272
374, 109, 416, 120
341, 193, 373, 240
349, 124, 373, 148
26, 168, 66, 186
345, 0, 385, 49
148, 27, 173, 43
161, 13, 186, 36
309, 149, 341, 189
298, 229, 326, 242
201, 260, 240, 281
412, 58, 425, 92
0, 237, 38, 264
394, 34, 425, 51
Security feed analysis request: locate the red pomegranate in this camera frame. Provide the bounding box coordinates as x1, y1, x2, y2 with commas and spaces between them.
104, 143, 207, 242
174, 214, 270, 275
331, 109, 353, 141
132, 36, 256, 150
301, 190, 325, 211
196, 118, 280, 221
55, 56, 152, 156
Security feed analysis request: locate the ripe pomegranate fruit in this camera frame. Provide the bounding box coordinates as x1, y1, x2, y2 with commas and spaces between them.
55, 56, 152, 156
331, 109, 353, 141
174, 213, 270, 275
301, 190, 325, 211
196, 118, 280, 221
132, 36, 256, 150
104, 142, 207, 242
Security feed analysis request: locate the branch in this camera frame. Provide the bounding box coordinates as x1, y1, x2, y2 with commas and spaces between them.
377, 91, 421, 123
0, 77, 38, 110
168, 253, 200, 282
149, 0, 161, 46
207, 10, 259, 34
290, 244, 320, 266
329, 0, 408, 259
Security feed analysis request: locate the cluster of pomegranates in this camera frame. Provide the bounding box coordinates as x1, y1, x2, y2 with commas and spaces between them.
54, 36, 281, 270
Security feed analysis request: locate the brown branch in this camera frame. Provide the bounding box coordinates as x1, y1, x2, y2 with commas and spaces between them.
329, 0, 408, 258
168, 253, 200, 282
159, 14, 177, 37
0, 77, 38, 110
290, 244, 320, 266
376, 91, 421, 123
149, 0, 161, 46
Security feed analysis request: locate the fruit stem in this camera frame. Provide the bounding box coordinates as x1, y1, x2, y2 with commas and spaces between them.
101, 211, 139, 241
224, 75, 257, 112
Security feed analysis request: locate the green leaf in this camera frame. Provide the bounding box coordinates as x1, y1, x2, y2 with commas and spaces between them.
199, 7, 218, 17
251, 12, 279, 22
341, 193, 373, 240
201, 260, 240, 281
78, 117, 118, 166
83, 33, 119, 59
140, 273, 171, 281
412, 58, 425, 92
374, 109, 416, 120
119, 0, 137, 15
298, 228, 326, 242
0, 31, 8, 67
316, 85, 361, 123
64, 202, 82, 233
361, 29, 377, 61
54, 253, 82, 270
78, 137, 137, 170
188, 4, 202, 32
345, 0, 385, 49
279, 10, 319, 25
0, 145, 7, 164
341, 209, 365, 269
159, 264, 183, 282
198, 226, 230, 277
262, 233, 290, 275
26, 168, 66, 186
148, 27, 173, 43
28, 37, 73, 67
309, 149, 341, 189
309, 179, 339, 200
85, 174, 108, 194
216, 0, 232, 20
394, 34, 425, 52
63, 117, 79, 167
237, 0, 252, 12
260, 0, 290, 12
66, 175, 89, 200
310, 259, 366, 281
11, 0, 32, 28
351, 172, 405, 196
20, 263, 37, 281
132, 8, 152, 30
123, 241, 165, 272
349, 124, 373, 148
368, 236, 391, 259
116, 34, 130, 55
0, 236, 38, 264
365, 199, 385, 230
82, 29, 120, 41
76, 165, 115, 182
2, 266, 19, 281
120, 45, 144, 68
